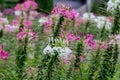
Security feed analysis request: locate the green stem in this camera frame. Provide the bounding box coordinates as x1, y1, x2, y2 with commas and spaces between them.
45, 51, 59, 80
88, 49, 101, 80
16, 37, 28, 78
53, 16, 64, 39
98, 45, 113, 80
100, 22, 106, 38
0, 30, 3, 38
111, 6, 120, 34
84, 21, 89, 35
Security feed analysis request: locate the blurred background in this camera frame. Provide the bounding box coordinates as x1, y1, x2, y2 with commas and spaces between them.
0, 0, 107, 14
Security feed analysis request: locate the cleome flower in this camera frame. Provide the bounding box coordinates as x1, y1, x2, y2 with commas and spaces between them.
17, 28, 38, 42
51, 4, 79, 20
107, 0, 120, 12
43, 37, 72, 59
0, 45, 9, 60
14, 0, 38, 11
82, 13, 113, 30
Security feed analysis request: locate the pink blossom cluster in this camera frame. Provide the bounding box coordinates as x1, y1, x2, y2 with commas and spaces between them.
23, 19, 33, 28
75, 16, 88, 27
85, 34, 98, 49
101, 43, 108, 50
67, 33, 80, 43
15, 0, 38, 11
0, 17, 19, 33
0, 45, 9, 60
44, 18, 52, 28
51, 4, 79, 20
29, 11, 40, 20
17, 28, 38, 42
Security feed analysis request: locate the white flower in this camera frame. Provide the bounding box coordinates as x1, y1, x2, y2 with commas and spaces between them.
107, 0, 120, 12
0, 18, 9, 24
105, 21, 112, 30
38, 17, 48, 24
53, 47, 63, 53
60, 47, 72, 59
14, 11, 22, 16
82, 13, 96, 21
43, 45, 54, 55
94, 16, 112, 30
107, 0, 115, 11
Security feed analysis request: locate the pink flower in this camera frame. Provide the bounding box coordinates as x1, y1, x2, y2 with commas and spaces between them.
85, 34, 98, 49
101, 44, 108, 50
66, 33, 81, 43
0, 51, 9, 60
14, 4, 21, 11
22, 0, 38, 11
22, 2, 30, 11
4, 25, 17, 32
86, 34, 94, 40
17, 31, 29, 40
17, 28, 38, 41
44, 19, 52, 28
15, 1, 37, 11
0, 45, 9, 60
30, 1, 38, 9
12, 19, 19, 26
29, 10, 39, 17
0, 12, 3, 17
51, 4, 79, 20
65, 9, 79, 20
75, 36, 80, 41
67, 34, 75, 43
23, 20, 33, 28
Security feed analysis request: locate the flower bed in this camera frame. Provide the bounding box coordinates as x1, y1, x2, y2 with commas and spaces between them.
0, 0, 120, 80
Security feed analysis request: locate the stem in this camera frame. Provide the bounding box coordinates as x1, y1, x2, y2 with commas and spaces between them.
45, 51, 59, 80
0, 30, 3, 38
67, 41, 83, 79
100, 22, 106, 38
88, 49, 101, 80
110, 43, 119, 78
16, 37, 28, 78
84, 21, 89, 35
98, 45, 113, 80
53, 16, 64, 39
111, 6, 120, 34
36, 55, 51, 80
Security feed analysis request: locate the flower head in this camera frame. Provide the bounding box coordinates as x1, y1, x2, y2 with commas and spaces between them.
0, 45, 9, 60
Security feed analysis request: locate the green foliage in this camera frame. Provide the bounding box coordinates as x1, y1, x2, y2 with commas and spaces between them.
0, 0, 18, 9
35, 0, 54, 13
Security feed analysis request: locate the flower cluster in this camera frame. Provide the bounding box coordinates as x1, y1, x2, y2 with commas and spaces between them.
67, 33, 80, 43
107, 0, 120, 12
51, 4, 79, 20
0, 45, 9, 60
15, 0, 38, 11
17, 28, 38, 42
0, 16, 19, 33
38, 17, 52, 27
83, 13, 113, 30
14, 0, 38, 17
43, 38, 72, 59
85, 34, 98, 49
